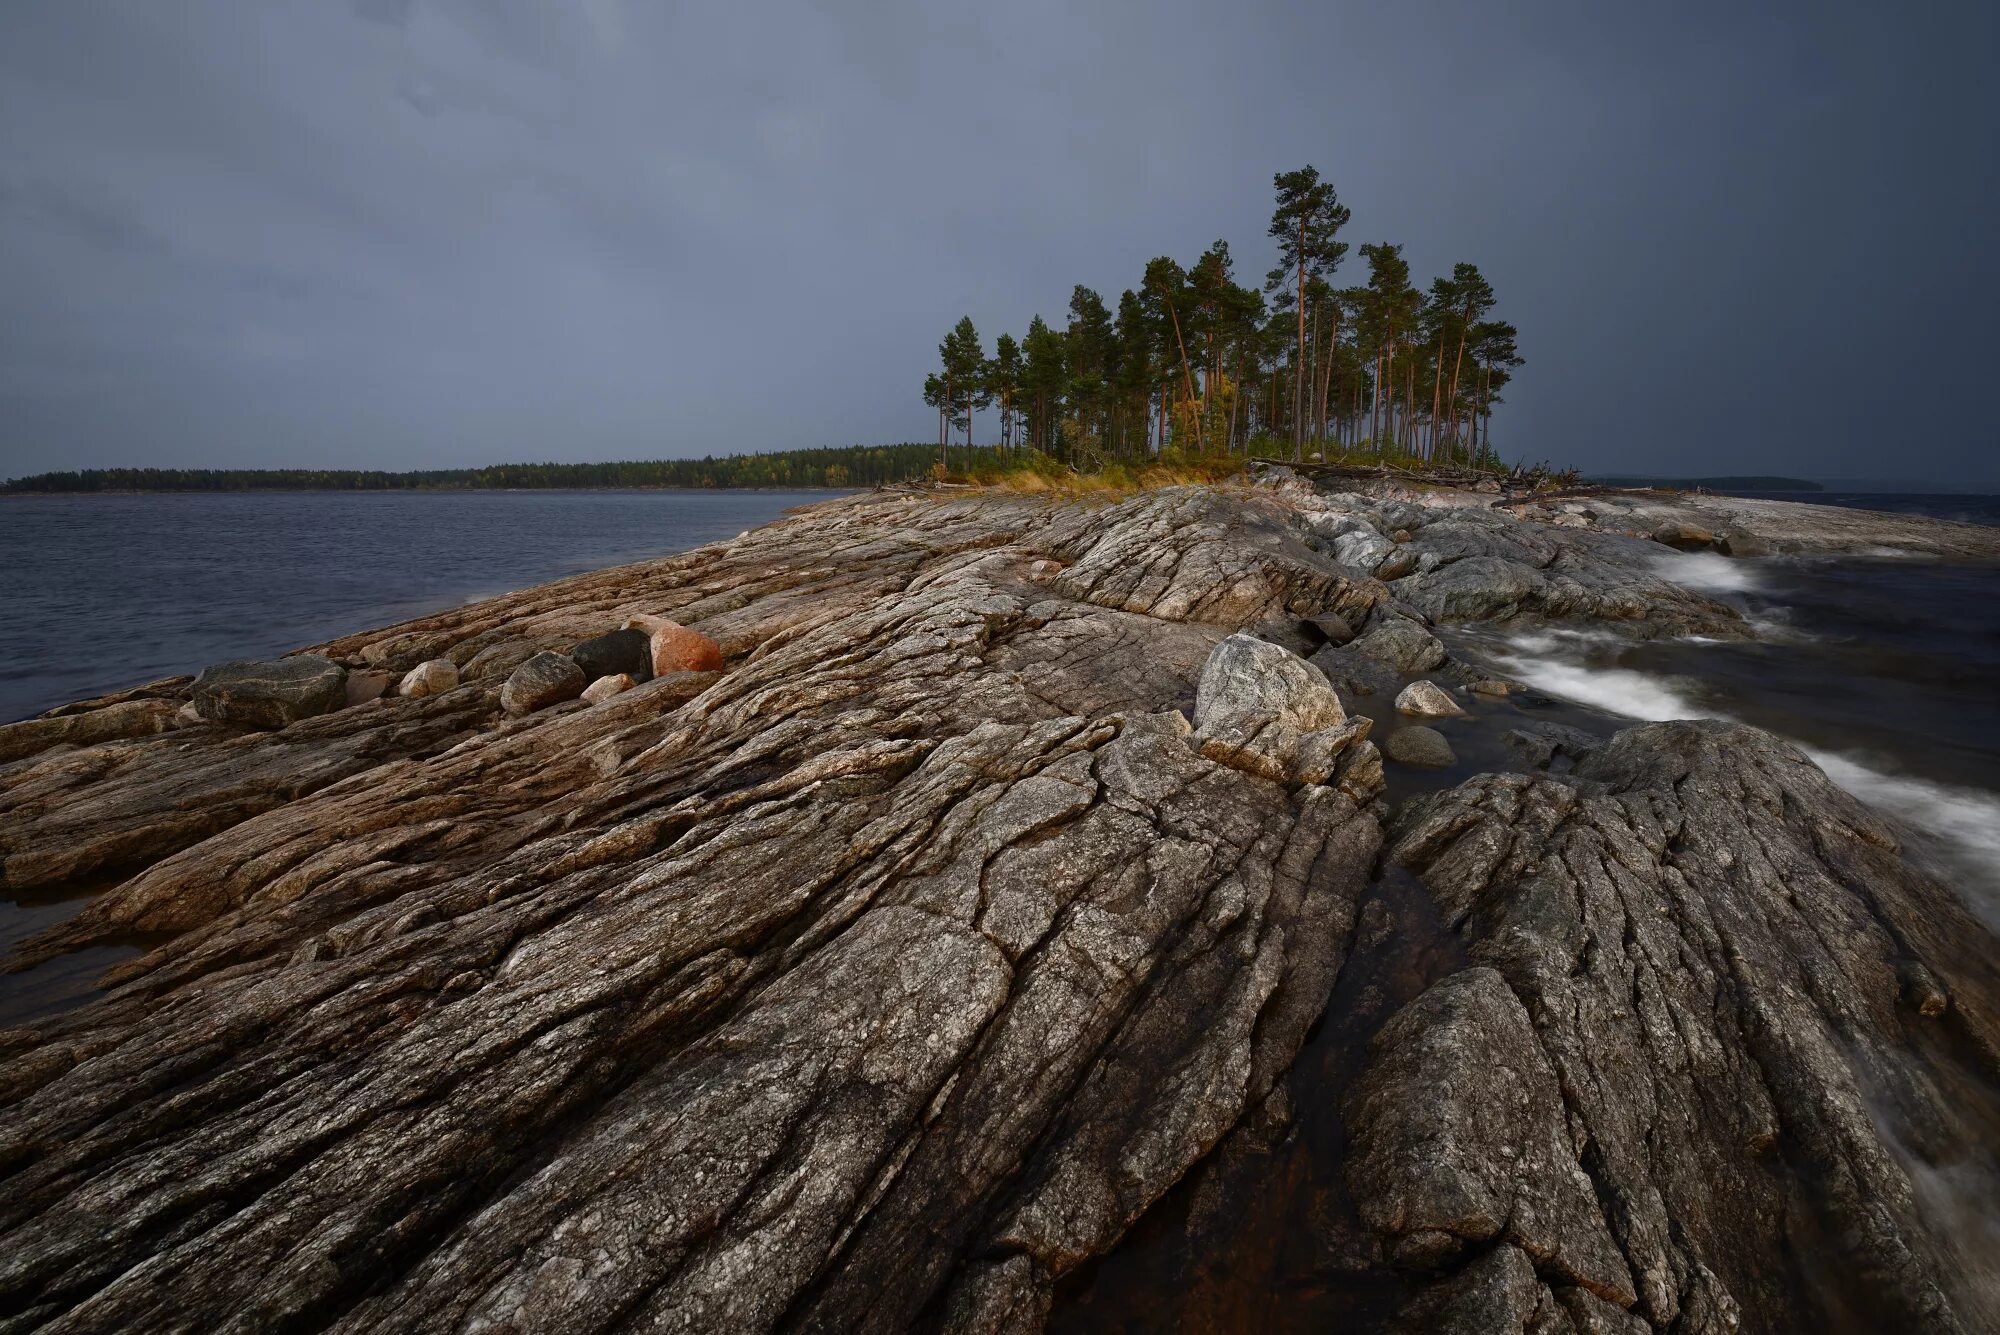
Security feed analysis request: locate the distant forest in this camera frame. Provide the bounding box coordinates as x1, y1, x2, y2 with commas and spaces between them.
924, 164, 1522, 469
0, 445, 959, 494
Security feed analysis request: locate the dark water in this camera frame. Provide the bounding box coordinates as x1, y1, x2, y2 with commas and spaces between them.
0, 488, 838, 1024
1731, 490, 2000, 527
0, 489, 839, 724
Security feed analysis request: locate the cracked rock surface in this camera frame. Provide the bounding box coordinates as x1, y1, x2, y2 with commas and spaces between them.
1, 481, 1994, 1334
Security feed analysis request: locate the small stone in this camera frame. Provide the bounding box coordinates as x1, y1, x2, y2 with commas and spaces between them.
500, 652, 587, 715
191, 656, 347, 729
581, 673, 637, 705
1392, 529, 1412, 543
344, 670, 396, 706
649, 621, 724, 676
1384, 725, 1456, 768
1468, 679, 1516, 697
1396, 680, 1467, 718
571, 629, 654, 683
398, 659, 459, 700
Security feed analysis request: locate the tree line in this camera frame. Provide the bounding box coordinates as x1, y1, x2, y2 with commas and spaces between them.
0, 446, 967, 494
924, 165, 1523, 470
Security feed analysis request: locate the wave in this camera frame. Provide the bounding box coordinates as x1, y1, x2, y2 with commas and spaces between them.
1493, 633, 2000, 923
1651, 550, 1763, 594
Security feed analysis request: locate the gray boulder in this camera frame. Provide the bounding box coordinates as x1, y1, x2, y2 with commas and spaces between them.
500, 652, 586, 715
191, 656, 347, 729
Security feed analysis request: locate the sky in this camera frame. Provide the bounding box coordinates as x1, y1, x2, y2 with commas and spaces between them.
1, 0, 1994, 483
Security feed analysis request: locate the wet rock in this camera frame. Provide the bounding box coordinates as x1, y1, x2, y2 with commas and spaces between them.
1383, 720, 2000, 1333
397, 659, 459, 699
191, 655, 347, 728
579, 672, 636, 705
1349, 617, 1448, 673
1501, 721, 1601, 770
648, 620, 724, 676
1383, 725, 1456, 768
499, 651, 586, 715
1395, 679, 1467, 718
1716, 529, 1770, 558
1469, 678, 1517, 697
569, 628, 653, 683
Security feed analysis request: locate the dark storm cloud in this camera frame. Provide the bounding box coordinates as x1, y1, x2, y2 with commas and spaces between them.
1, 0, 1993, 480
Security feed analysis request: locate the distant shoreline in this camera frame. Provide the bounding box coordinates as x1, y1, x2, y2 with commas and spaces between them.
0, 485, 859, 499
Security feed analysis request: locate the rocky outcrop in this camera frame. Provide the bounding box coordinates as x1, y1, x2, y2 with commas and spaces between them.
0, 483, 1993, 1335
0, 486, 1388, 1333
1371, 719, 2000, 1334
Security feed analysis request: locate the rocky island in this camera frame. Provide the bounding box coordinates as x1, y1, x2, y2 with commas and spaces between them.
3, 476, 1998, 1334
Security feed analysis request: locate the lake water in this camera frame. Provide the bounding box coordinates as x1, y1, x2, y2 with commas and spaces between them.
0, 489, 840, 723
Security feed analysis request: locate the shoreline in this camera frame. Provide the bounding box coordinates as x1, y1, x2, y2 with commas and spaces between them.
2, 479, 1997, 1331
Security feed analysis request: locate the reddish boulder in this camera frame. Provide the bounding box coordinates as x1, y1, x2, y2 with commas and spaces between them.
649, 621, 723, 676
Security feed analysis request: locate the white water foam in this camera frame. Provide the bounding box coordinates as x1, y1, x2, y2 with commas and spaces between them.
1494, 633, 2000, 922
1651, 549, 1763, 594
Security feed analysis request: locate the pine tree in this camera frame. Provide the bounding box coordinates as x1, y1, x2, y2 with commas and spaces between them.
1266, 167, 1351, 461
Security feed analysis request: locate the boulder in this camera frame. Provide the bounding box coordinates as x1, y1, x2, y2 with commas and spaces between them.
1716, 529, 1770, 558
1383, 725, 1456, 768
500, 652, 586, 715
343, 670, 396, 707
570, 629, 654, 684
580, 673, 637, 705
191, 656, 347, 729
1192, 633, 1369, 785
397, 659, 459, 700
1348, 618, 1448, 673
1651, 520, 1716, 551
649, 621, 724, 676
1395, 679, 1467, 718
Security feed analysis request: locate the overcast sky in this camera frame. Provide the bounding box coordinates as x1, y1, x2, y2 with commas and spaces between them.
1, 0, 1994, 481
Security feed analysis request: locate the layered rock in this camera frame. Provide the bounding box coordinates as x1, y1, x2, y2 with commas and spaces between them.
0, 482, 1993, 1335
0, 486, 1389, 1332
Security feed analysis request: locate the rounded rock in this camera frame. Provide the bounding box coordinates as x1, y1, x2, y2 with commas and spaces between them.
581, 672, 638, 705
500, 652, 586, 715
1384, 725, 1457, 768
649, 621, 724, 676
1396, 679, 1468, 718
398, 659, 460, 700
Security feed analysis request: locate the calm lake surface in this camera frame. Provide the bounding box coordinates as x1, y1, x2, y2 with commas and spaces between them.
0, 489, 841, 723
